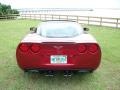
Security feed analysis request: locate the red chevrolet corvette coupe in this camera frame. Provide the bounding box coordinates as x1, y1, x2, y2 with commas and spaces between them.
16, 21, 101, 74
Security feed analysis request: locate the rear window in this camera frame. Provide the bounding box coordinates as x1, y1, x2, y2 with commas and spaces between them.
37, 22, 83, 38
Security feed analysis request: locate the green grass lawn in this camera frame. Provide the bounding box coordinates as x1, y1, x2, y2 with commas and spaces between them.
0, 20, 120, 90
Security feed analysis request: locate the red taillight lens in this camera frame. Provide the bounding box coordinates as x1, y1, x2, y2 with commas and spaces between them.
78, 44, 87, 53
19, 43, 29, 52
88, 44, 98, 53
30, 44, 40, 53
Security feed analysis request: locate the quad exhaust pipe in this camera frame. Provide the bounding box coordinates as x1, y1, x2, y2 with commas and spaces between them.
45, 70, 55, 76
63, 70, 72, 77
24, 70, 78, 76
45, 70, 73, 77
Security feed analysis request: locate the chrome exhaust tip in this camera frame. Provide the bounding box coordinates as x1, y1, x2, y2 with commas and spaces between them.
63, 70, 72, 77
45, 70, 55, 76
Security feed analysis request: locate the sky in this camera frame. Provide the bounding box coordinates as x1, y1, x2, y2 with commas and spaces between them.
0, 0, 120, 9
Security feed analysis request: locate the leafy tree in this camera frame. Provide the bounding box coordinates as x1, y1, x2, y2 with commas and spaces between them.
0, 3, 19, 16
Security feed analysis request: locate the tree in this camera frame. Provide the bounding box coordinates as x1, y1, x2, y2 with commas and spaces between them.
0, 3, 19, 16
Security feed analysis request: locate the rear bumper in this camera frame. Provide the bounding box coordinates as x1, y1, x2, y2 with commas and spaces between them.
22, 64, 99, 71
16, 54, 101, 71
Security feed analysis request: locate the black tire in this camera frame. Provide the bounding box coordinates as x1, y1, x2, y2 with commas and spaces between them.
24, 70, 29, 72
89, 70, 94, 73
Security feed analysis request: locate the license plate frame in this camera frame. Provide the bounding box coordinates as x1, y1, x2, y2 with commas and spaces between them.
50, 55, 67, 64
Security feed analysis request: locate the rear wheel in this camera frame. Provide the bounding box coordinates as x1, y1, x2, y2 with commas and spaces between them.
24, 70, 29, 72
89, 70, 94, 73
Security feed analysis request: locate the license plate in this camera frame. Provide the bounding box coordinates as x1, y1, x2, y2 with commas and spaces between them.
50, 55, 67, 64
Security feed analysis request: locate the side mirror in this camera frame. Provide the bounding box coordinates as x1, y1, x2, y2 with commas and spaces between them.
83, 27, 89, 31
30, 27, 37, 33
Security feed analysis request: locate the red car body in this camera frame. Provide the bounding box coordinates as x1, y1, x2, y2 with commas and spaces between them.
16, 21, 101, 72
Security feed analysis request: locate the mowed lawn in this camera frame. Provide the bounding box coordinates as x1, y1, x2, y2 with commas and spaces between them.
0, 20, 120, 90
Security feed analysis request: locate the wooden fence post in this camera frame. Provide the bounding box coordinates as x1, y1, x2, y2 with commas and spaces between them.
66, 15, 68, 20
39, 14, 41, 20
77, 16, 79, 23
6, 15, 7, 19
30, 14, 31, 19
88, 16, 89, 25
52, 15, 53, 20
116, 19, 118, 28
59, 15, 60, 20
24, 14, 26, 19
44, 14, 46, 20
100, 17, 102, 26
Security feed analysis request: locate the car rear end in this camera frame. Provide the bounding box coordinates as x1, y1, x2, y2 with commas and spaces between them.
16, 42, 101, 71
16, 21, 101, 73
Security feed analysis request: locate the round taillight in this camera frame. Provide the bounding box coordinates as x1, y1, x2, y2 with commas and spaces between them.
88, 44, 98, 53
78, 44, 87, 53
19, 43, 29, 52
31, 44, 40, 53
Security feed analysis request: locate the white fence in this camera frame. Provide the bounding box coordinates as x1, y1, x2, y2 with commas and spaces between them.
20, 14, 120, 28
1, 14, 120, 28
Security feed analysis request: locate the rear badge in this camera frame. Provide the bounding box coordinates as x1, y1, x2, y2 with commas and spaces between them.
53, 46, 63, 50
